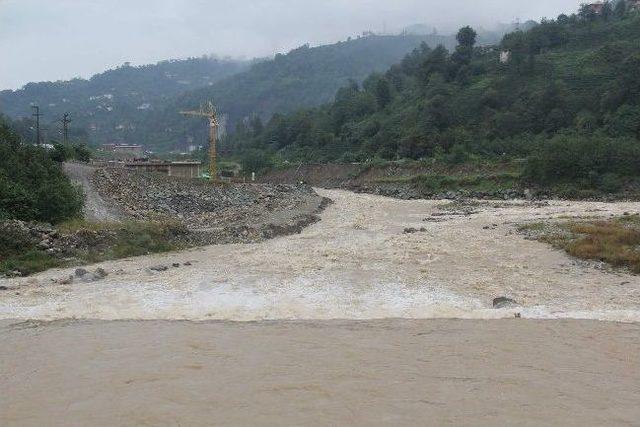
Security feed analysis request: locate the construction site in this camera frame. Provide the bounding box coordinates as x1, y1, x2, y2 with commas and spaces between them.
90, 101, 222, 182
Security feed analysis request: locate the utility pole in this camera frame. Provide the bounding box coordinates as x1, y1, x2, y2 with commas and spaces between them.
31, 105, 42, 145
61, 113, 71, 145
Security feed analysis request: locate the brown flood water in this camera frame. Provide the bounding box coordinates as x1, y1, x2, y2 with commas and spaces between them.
1, 319, 639, 427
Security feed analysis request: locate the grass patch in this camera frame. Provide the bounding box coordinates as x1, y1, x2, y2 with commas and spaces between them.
56, 219, 122, 233
0, 220, 189, 277
67, 220, 188, 263
0, 249, 64, 276
103, 222, 184, 260
517, 222, 548, 233
521, 215, 640, 274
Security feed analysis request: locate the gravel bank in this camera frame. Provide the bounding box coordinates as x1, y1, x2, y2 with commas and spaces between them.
91, 168, 329, 245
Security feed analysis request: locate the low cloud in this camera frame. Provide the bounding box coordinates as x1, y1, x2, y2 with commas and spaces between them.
0, 0, 580, 90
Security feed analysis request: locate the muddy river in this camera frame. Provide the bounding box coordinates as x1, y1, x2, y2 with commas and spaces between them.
1, 189, 639, 322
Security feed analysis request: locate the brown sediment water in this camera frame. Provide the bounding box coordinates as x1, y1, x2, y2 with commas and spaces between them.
0, 319, 638, 426
1, 189, 639, 322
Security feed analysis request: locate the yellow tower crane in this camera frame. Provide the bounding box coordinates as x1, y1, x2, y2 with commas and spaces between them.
180, 101, 219, 181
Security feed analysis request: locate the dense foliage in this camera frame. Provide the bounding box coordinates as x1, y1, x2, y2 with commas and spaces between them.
228, 3, 640, 189
0, 57, 250, 147
1, 35, 463, 153
140, 34, 460, 152
0, 117, 83, 223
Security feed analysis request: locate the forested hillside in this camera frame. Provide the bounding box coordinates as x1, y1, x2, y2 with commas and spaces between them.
142, 33, 458, 152
229, 3, 640, 192
1, 34, 459, 152
0, 57, 249, 146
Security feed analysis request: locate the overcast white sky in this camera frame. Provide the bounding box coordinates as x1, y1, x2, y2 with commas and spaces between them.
0, 0, 580, 90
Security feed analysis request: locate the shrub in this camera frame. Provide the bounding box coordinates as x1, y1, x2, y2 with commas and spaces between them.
524, 133, 640, 186
0, 117, 84, 223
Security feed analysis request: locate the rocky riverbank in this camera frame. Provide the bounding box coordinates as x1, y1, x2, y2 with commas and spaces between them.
259, 162, 640, 201
1, 167, 328, 277
259, 162, 524, 200
92, 168, 329, 245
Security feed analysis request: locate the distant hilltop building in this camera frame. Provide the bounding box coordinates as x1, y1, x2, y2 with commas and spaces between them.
588, 1, 606, 14
584, 1, 639, 16
102, 144, 144, 158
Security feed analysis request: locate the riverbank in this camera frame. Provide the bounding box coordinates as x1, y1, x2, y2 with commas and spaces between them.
1, 165, 328, 277
259, 161, 640, 201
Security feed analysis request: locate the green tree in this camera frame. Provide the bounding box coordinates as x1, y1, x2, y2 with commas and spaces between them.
250, 115, 264, 136
0, 116, 83, 223
601, 1, 613, 20
374, 78, 392, 109
615, 0, 628, 18
579, 4, 598, 21
605, 104, 640, 137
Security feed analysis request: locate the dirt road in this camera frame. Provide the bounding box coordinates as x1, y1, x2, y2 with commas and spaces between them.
63, 162, 122, 221
1, 189, 639, 321
1, 319, 638, 427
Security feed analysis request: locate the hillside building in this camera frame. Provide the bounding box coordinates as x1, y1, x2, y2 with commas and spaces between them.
120, 160, 203, 179
588, 1, 606, 14
102, 144, 144, 158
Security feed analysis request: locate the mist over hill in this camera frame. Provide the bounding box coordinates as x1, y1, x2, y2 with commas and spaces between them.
0, 33, 463, 151
0, 57, 250, 146
145, 33, 460, 152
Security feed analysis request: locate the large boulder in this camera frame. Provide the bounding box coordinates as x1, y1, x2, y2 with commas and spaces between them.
493, 297, 519, 309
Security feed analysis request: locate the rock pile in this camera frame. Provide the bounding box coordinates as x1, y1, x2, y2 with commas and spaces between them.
92, 168, 329, 245
0, 220, 56, 251
0, 220, 125, 277
348, 183, 525, 201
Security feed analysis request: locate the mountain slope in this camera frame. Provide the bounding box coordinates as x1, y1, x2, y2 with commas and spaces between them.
0, 57, 250, 145
134, 34, 459, 151
229, 7, 640, 191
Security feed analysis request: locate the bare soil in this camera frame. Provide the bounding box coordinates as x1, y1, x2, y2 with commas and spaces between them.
63, 162, 123, 221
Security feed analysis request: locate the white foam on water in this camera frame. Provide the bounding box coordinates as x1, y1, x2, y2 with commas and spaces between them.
2, 276, 639, 322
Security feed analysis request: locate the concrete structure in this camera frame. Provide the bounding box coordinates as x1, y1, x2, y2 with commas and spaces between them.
122, 161, 203, 179
589, 0, 612, 15
630, 0, 640, 11
500, 51, 511, 64
588, 1, 605, 14
102, 144, 144, 158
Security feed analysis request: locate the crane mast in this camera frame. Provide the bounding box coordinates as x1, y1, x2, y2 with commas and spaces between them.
180, 101, 219, 180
